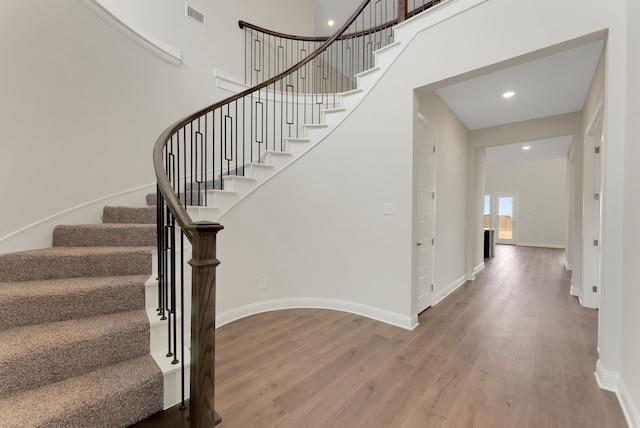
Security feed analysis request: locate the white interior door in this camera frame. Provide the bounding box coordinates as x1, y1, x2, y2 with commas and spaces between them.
493, 192, 517, 245
415, 115, 436, 314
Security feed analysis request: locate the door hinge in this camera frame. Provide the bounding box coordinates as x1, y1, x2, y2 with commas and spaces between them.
433, 146, 436, 154
593, 239, 599, 246
432, 192, 435, 199
595, 146, 601, 154
594, 193, 600, 200
592, 285, 598, 293
431, 284, 434, 292
432, 238, 435, 245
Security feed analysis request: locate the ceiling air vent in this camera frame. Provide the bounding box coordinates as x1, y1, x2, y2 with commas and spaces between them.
185, 4, 206, 26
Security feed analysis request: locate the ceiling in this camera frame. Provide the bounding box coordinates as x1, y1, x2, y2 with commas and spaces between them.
314, 1, 605, 164
433, 39, 605, 164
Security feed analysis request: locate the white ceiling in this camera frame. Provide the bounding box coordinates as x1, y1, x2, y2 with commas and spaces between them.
434, 40, 605, 131
435, 39, 604, 164
314, 1, 605, 164
485, 135, 574, 165
314, 0, 360, 36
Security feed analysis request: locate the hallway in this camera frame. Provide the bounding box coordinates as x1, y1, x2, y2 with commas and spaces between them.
135, 246, 626, 427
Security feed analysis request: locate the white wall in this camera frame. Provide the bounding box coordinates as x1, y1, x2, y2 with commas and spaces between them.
215, 0, 628, 336
97, 0, 315, 82
0, 0, 313, 254
621, 0, 640, 423
418, 91, 471, 296
485, 158, 568, 248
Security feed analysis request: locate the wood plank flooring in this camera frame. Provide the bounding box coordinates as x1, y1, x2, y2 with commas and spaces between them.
131, 245, 627, 427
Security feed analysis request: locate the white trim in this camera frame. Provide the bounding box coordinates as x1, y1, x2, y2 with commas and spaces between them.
214, 68, 250, 93
569, 279, 580, 297
517, 242, 566, 249
595, 360, 640, 428
433, 274, 467, 306
395, 0, 489, 45
595, 359, 619, 392
564, 258, 573, 270
78, 0, 182, 66
216, 298, 415, 331
467, 262, 485, 280
617, 378, 640, 428
0, 183, 156, 254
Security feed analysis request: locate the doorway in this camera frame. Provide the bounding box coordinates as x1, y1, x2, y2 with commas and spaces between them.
414, 114, 436, 314
492, 192, 517, 245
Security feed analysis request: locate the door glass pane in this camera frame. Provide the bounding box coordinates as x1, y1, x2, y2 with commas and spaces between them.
497, 196, 513, 240
483, 195, 490, 228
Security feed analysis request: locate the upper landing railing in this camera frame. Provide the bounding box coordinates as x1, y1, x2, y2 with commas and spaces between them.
152, 0, 446, 426
240, 0, 443, 87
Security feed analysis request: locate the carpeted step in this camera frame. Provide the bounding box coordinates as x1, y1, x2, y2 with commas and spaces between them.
0, 310, 150, 397
146, 192, 157, 206
103, 206, 156, 224
0, 246, 153, 282
0, 275, 148, 331
0, 354, 163, 428
53, 224, 156, 247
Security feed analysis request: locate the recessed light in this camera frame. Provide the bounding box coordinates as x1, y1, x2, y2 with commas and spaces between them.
522, 146, 531, 150
502, 91, 515, 98
328, 20, 335, 26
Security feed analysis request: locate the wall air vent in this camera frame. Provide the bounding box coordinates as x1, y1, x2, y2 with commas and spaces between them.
185, 4, 206, 26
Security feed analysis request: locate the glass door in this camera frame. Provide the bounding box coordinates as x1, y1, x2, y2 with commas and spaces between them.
494, 193, 517, 245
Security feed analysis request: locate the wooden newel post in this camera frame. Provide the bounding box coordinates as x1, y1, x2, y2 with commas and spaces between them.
188, 221, 224, 427
398, 0, 408, 22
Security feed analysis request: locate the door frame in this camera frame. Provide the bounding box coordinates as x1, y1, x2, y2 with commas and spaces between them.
580, 96, 604, 309
412, 113, 437, 319
492, 191, 518, 245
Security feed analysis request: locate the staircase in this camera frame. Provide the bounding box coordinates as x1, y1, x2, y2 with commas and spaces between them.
0, 203, 162, 427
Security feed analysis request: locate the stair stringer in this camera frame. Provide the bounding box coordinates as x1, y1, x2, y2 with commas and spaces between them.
189, 41, 405, 224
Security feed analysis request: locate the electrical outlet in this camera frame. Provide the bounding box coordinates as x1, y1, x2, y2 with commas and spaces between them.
259, 279, 267, 290
383, 203, 395, 215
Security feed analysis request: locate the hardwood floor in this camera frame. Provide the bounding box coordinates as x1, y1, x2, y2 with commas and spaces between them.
131, 245, 626, 427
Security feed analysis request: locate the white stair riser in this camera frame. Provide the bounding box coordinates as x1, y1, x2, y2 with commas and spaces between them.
187, 206, 221, 222
321, 109, 347, 127
356, 67, 381, 88
284, 139, 312, 157
339, 89, 365, 110
304, 125, 329, 140
222, 176, 257, 193
265, 152, 293, 168
245, 164, 276, 181
374, 42, 401, 69
152, 348, 191, 410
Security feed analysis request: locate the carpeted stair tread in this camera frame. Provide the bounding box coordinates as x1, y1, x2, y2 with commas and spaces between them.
0, 354, 163, 428
0, 310, 150, 396
103, 206, 156, 224
53, 223, 156, 247
0, 275, 148, 330
0, 246, 154, 282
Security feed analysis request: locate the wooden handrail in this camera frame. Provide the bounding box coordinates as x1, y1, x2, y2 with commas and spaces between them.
152, 1, 376, 426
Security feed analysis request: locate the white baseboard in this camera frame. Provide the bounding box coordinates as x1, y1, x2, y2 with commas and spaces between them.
216, 298, 415, 331
595, 359, 619, 392
570, 279, 580, 297
564, 258, 573, 270
617, 377, 640, 428
0, 184, 155, 254
595, 360, 640, 427
517, 242, 566, 249
433, 274, 467, 306
466, 262, 485, 280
